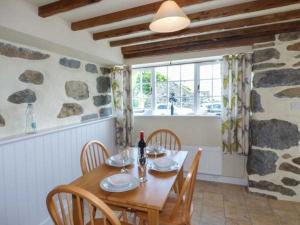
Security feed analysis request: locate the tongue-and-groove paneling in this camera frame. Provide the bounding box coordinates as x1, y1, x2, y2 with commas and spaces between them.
0, 118, 116, 225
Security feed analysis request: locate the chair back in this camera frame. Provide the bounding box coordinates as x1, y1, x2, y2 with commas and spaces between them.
170, 149, 202, 221
47, 185, 121, 225
146, 129, 181, 151
80, 140, 109, 175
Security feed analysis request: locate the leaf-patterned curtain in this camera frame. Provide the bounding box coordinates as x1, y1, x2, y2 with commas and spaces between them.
221, 53, 252, 155
111, 66, 133, 147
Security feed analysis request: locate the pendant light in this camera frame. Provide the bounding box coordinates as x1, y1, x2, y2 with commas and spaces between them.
149, 0, 191, 33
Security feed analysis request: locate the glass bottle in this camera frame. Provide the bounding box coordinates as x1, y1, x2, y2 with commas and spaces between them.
25, 103, 37, 134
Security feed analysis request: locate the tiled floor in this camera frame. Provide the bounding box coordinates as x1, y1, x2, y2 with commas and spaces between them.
191, 181, 300, 225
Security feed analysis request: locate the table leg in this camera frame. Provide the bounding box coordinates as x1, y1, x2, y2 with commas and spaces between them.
178, 167, 184, 191
148, 209, 159, 225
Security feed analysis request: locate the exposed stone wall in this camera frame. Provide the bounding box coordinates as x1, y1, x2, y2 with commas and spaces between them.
0, 40, 112, 139
248, 32, 300, 202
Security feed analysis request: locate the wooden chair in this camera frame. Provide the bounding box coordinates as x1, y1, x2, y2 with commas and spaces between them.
80, 140, 110, 175
46, 184, 132, 225
146, 129, 182, 193
80, 140, 129, 222
146, 129, 181, 151
136, 149, 202, 225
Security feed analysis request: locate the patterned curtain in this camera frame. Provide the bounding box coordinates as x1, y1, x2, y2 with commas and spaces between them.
221, 53, 252, 155
111, 66, 133, 147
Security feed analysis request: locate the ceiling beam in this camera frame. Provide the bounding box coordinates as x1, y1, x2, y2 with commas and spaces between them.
122, 21, 300, 54
93, 0, 300, 40
38, 0, 102, 17
122, 21, 300, 58
71, 0, 209, 31
111, 9, 300, 47
123, 35, 275, 59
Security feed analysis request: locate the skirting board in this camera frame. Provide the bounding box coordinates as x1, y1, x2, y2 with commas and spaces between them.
195, 173, 248, 186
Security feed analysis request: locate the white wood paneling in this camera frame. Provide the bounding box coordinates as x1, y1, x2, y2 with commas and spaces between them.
0, 118, 116, 225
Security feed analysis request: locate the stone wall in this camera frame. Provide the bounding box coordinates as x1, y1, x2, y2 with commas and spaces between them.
248, 32, 300, 202
0, 40, 113, 139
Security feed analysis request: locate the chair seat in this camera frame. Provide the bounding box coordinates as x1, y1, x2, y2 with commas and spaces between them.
136, 194, 193, 225
87, 218, 132, 225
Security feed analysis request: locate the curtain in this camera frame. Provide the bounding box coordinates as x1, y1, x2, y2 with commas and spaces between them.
111, 66, 133, 147
221, 53, 252, 155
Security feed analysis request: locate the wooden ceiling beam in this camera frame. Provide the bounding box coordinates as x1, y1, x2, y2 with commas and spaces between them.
38, 0, 102, 17
111, 9, 300, 47
123, 35, 275, 59
93, 0, 300, 40
71, 0, 209, 31
122, 21, 300, 54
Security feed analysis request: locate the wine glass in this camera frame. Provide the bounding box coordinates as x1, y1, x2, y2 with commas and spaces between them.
120, 147, 129, 173
137, 152, 147, 183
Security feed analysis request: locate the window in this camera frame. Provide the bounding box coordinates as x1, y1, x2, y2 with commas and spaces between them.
132, 61, 222, 116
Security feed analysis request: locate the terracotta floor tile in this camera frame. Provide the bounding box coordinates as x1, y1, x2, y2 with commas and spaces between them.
224, 202, 250, 221
159, 181, 300, 225
225, 218, 253, 225
250, 212, 280, 225
199, 181, 224, 194
202, 192, 224, 207
269, 199, 296, 211
293, 202, 300, 215
201, 205, 225, 218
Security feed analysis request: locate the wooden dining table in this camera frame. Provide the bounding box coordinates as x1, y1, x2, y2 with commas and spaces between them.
70, 148, 188, 225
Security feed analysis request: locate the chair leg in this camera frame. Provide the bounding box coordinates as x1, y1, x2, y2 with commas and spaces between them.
121, 210, 128, 222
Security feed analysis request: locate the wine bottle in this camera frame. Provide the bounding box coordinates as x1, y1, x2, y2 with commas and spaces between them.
138, 131, 146, 157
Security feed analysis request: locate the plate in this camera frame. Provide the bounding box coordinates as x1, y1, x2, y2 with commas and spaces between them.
100, 174, 140, 192
146, 146, 166, 156
106, 155, 134, 167
149, 158, 179, 172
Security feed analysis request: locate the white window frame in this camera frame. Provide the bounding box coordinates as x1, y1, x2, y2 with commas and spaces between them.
132, 60, 221, 116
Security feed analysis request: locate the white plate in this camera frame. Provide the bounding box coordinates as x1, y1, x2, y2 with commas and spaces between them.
100, 174, 140, 192
106, 155, 134, 167
153, 157, 177, 169
149, 158, 179, 172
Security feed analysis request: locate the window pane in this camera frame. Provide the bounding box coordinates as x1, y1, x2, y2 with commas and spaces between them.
181, 64, 194, 80
213, 79, 221, 96
182, 97, 194, 109
213, 63, 221, 79
155, 67, 167, 82
200, 64, 213, 79
144, 97, 152, 108
181, 81, 194, 95
133, 83, 141, 96
142, 83, 151, 96
200, 80, 212, 96
156, 82, 167, 97
169, 81, 180, 98
142, 71, 151, 83
168, 65, 180, 81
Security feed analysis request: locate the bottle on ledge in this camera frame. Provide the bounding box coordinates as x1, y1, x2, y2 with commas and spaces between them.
138, 131, 146, 158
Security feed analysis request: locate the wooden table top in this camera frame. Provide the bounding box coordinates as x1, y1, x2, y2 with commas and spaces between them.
70, 148, 188, 211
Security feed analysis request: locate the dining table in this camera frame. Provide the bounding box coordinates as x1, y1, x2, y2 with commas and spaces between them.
70, 148, 188, 225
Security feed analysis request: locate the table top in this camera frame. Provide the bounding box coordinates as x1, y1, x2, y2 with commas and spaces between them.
70, 148, 188, 211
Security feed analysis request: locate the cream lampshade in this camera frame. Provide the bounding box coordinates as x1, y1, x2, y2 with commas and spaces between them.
149, 0, 191, 33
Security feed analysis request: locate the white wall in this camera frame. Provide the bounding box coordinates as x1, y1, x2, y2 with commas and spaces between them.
0, 118, 116, 225
133, 116, 247, 183
0, 0, 122, 65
